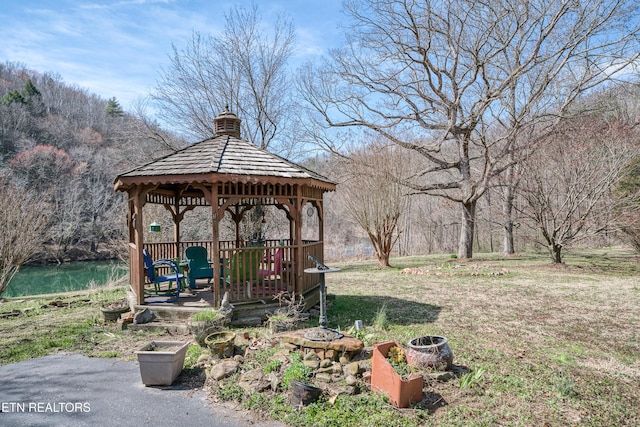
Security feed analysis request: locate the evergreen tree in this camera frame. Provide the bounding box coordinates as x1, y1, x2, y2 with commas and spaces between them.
1, 90, 25, 105
22, 79, 44, 116
22, 79, 40, 100
105, 97, 124, 117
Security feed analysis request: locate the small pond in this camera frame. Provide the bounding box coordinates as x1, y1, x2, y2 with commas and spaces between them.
4, 261, 128, 298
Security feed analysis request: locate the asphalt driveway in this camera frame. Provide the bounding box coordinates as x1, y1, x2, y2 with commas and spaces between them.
0, 353, 285, 427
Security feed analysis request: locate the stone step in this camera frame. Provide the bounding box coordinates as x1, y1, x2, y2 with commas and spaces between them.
126, 320, 190, 335
230, 316, 263, 327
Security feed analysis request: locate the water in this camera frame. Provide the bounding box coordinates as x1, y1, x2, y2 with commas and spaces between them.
4, 261, 129, 298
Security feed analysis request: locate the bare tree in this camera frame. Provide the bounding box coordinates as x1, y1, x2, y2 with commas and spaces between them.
299, 0, 640, 259
0, 178, 50, 295
335, 139, 411, 266
152, 4, 295, 152
517, 118, 636, 263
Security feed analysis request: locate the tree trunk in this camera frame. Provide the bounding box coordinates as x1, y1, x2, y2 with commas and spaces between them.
502, 165, 516, 255
502, 196, 515, 255
550, 243, 563, 264
458, 200, 476, 259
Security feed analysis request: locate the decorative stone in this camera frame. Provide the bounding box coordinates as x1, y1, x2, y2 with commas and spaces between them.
267, 371, 280, 391
315, 372, 333, 383
339, 355, 350, 365
234, 333, 251, 354
304, 351, 320, 361
345, 375, 358, 386
317, 366, 332, 374
343, 361, 361, 376
209, 360, 239, 381
197, 354, 210, 365
325, 349, 337, 360
303, 360, 320, 369
278, 329, 364, 353
281, 342, 298, 352
320, 359, 332, 368
133, 308, 156, 324
238, 368, 270, 393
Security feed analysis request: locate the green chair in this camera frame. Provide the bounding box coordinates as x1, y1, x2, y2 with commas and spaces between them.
227, 249, 262, 283
225, 245, 264, 297
185, 246, 214, 289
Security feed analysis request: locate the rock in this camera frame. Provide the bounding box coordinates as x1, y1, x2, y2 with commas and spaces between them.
234, 333, 250, 354
133, 308, 156, 324
345, 375, 358, 386
320, 359, 332, 368
233, 355, 244, 363
426, 371, 456, 382
303, 360, 320, 369
278, 329, 364, 353
281, 342, 298, 352
238, 368, 270, 393
317, 366, 334, 374
197, 354, 210, 363
315, 372, 333, 383
343, 361, 361, 376
339, 355, 350, 365
304, 351, 320, 361
325, 349, 337, 361
326, 384, 357, 403
362, 371, 372, 389
267, 371, 280, 391
209, 360, 239, 381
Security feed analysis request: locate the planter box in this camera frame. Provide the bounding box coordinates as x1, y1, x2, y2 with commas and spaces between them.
371, 341, 423, 408
135, 341, 190, 386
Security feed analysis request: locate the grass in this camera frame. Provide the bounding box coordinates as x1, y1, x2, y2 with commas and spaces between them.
1, 247, 639, 426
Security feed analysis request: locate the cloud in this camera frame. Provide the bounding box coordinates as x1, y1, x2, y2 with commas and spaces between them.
0, 0, 342, 110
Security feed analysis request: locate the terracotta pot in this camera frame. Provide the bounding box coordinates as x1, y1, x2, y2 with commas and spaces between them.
405, 335, 453, 371
371, 341, 423, 408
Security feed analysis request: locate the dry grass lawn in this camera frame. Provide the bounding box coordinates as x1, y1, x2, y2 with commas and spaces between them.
0, 247, 638, 426
325, 248, 640, 426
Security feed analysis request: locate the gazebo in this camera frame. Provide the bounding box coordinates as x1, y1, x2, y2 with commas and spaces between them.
114, 110, 335, 310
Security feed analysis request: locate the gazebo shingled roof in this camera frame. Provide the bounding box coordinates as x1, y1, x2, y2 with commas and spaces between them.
117, 135, 335, 186
114, 109, 335, 308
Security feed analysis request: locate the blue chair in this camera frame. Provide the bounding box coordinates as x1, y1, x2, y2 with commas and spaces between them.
142, 249, 185, 303
185, 246, 214, 289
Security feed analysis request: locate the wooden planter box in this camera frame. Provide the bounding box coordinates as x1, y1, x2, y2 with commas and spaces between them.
371, 341, 423, 408
135, 341, 190, 386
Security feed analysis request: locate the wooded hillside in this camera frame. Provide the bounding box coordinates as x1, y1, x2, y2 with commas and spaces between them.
0, 62, 181, 262
0, 60, 638, 265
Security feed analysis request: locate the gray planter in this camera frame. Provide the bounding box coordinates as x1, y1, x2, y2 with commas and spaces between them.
135, 341, 190, 386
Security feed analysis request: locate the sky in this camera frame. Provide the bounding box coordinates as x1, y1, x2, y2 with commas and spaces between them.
0, 0, 345, 110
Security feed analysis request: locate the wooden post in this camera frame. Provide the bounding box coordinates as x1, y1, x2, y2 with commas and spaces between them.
211, 189, 220, 307
294, 187, 303, 294
131, 187, 146, 305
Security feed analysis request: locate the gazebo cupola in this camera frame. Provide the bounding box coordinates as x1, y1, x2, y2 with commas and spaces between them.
214, 107, 242, 138
114, 109, 336, 308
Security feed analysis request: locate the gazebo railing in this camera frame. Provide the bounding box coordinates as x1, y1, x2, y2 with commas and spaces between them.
142, 239, 323, 304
